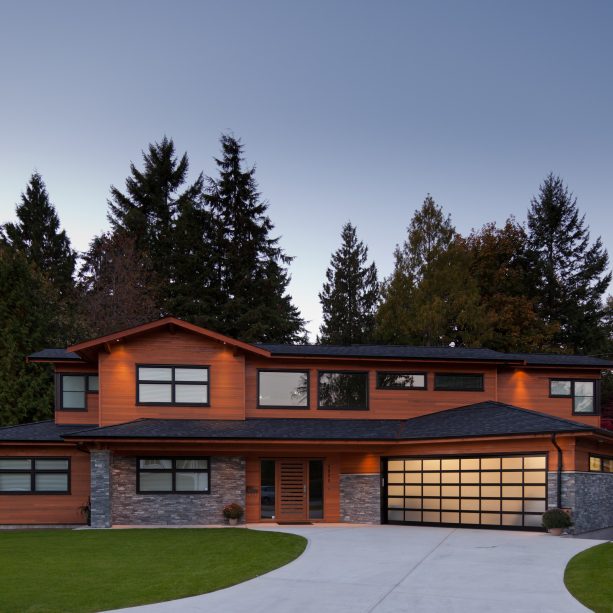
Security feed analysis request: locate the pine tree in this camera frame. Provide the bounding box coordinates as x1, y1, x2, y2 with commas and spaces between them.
204, 135, 306, 342
1, 172, 76, 295
318, 222, 379, 344
376, 195, 455, 343
527, 174, 611, 353
0, 245, 56, 425
107, 136, 204, 308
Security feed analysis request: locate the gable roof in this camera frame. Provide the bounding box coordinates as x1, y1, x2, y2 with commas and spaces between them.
27, 348, 83, 362
56, 401, 600, 443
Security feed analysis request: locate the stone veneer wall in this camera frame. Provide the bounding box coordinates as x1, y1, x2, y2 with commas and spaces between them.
548, 471, 613, 534
340, 474, 381, 523
90, 450, 112, 528
112, 455, 245, 525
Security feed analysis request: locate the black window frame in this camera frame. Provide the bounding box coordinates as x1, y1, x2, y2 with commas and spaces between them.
317, 370, 369, 411
58, 373, 99, 412
136, 364, 210, 407
257, 369, 310, 410
0, 457, 71, 495
136, 457, 211, 494
376, 371, 427, 391
434, 373, 484, 392
588, 454, 613, 473
549, 379, 599, 415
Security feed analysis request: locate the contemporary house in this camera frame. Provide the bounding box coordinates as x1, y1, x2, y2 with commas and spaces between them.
1, 317, 612, 533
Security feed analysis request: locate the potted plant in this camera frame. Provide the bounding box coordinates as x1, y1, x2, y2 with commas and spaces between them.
223, 503, 244, 526
542, 508, 572, 535
79, 498, 91, 526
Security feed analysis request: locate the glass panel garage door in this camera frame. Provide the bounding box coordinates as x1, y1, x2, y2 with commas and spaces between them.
385, 454, 547, 529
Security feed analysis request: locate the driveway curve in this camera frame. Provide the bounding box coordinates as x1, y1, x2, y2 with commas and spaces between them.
110, 524, 599, 613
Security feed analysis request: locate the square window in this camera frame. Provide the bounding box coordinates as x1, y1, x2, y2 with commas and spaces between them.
550, 380, 571, 396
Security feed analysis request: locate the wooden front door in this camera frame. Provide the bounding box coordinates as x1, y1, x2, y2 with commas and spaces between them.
277, 459, 308, 522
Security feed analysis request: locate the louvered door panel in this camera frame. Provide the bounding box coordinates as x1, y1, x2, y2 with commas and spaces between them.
277, 460, 307, 521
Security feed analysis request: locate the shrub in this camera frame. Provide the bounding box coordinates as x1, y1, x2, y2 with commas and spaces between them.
223, 503, 244, 520
542, 508, 572, 529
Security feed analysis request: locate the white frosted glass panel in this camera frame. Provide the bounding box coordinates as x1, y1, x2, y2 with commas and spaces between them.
405, 510, 421, 521
524, 456, 546, 469
405, 473, 421, 484
388, 497, 404, 508
502, 472, 523, 484
502, 457, 522, 470
423, 486, 440, 496
441, 498, 460, 510
139, 472, 172, 491
481, 486, 500, 497
423, 459, 440, 471
63, 375, 86, 391
460, 513, 479, 524
502, 486, 522, 498
62, 391, 85, 409
139, 459, 172, 469
35, 473, 68, 492
524, 500, 546, 513
405, 497, 422, 508
481, 472, 501, 484
441, 512, 459, 523
524, 514, 543, 527
0, 459, 31, 469
139, 367, 172, 381
388, 473, 403, 484
481, 458, 500, 470
387, 485, 404, 496
405, 486, 421, 496
461, 486, 479, 497
175, 384, 208, 404
441, 458, 460, 470
423, 498, 440, 510
423, 472, 440, 484
422, 511, 440, 522
139, 384, 171, 403
461, 472, 479, 483
524, 471, 546, 484
0, 473, 31, 491
387, 460, 404, 471
461, 458, 479, 470
481, 499, 500, 511
175, 459, 208, 469
501, 513, 523, 526
502, 500, 522, 512
405, 460, 421, 471
35, 459, 69, 470
524, 486, 546, 498
388, 509, 403, 521
442, 486, 459, 497
441, 472, 459, 484
175, 368, 208, 382
176, 472, 208, 491
481, 513, 501, 525
461, 499, 479, 511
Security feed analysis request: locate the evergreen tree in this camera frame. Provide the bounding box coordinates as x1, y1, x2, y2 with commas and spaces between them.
0, 245, 55, 425
527, 174, 611, 353
204, 135, 306, 342
107, 136, 204, 308
79, 231, 159, 337
376, 195, 455, 343
318, 222, 379, 344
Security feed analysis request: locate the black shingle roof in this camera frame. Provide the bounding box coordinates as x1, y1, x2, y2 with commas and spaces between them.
507, 353, 613, 367
28, 348, 82, 361
58, 402, 596, 442
0, 420, 98, 442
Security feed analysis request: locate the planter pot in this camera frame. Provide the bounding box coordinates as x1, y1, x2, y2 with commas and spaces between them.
548, 527, 564, 536
228, 518, 238, 526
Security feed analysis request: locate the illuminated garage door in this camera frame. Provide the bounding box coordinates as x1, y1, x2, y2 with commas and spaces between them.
384, 454, 547, 529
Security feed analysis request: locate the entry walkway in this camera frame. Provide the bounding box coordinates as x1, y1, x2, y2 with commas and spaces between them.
110, 524, 599, 613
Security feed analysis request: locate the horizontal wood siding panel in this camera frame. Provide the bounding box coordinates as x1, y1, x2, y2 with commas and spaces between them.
574, 437, 613, 471
98, 329, 245, 426
0, 445, 90, 524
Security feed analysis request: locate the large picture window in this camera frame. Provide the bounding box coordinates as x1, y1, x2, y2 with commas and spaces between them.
59, 374, 98, 410
550, 379, 597, 414
137, 458, 210, 493
0, 458, 70, 494
434, 373, 484, 392
318, 371, 368, 410
137, 366, 209, 406
258, 370, 309, 408
377, 372, 426, 390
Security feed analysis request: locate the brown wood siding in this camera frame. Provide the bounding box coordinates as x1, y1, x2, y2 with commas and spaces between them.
0, 445, 90, 524
574, 437, 613, 471
245, 359, 498, 419
497, 368, 601, 427
98, 328, 245, 426
54, 363, 100, 425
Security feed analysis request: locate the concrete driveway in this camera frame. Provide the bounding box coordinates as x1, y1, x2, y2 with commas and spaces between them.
111, 524, 601, 613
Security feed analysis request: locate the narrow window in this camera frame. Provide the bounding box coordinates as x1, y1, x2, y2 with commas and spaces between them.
309, 460, 324, 519
258, 371, 309, 408
260, 460, 276, 519
377, 372, 426, 390
137, 458, 210, 493
137, 366, 209, 406
318, 371, 369, 410
0, 458, 69, 493
434, 373, 484, 392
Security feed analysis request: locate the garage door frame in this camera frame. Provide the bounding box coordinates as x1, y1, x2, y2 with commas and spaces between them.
381, 452, 549, 531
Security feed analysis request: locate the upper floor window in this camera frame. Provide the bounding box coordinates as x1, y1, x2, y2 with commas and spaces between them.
589, 454, 613, 473
137, 366, 209, 406
550, 379, 597, 414
0, 458, 69, 494
60, 374, 98, 410
258, 370, 309, 408
318, 371, 368, 410
377, 372, 426, 390
137, 457, 210, 493
434, 373, 484, 392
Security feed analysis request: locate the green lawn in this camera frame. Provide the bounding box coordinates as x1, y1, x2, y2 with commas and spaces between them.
564, 542, 613, 613
0, 528, 306, 613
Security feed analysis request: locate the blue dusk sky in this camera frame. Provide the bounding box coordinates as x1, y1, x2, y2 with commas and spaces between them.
1, 0, 612, 339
